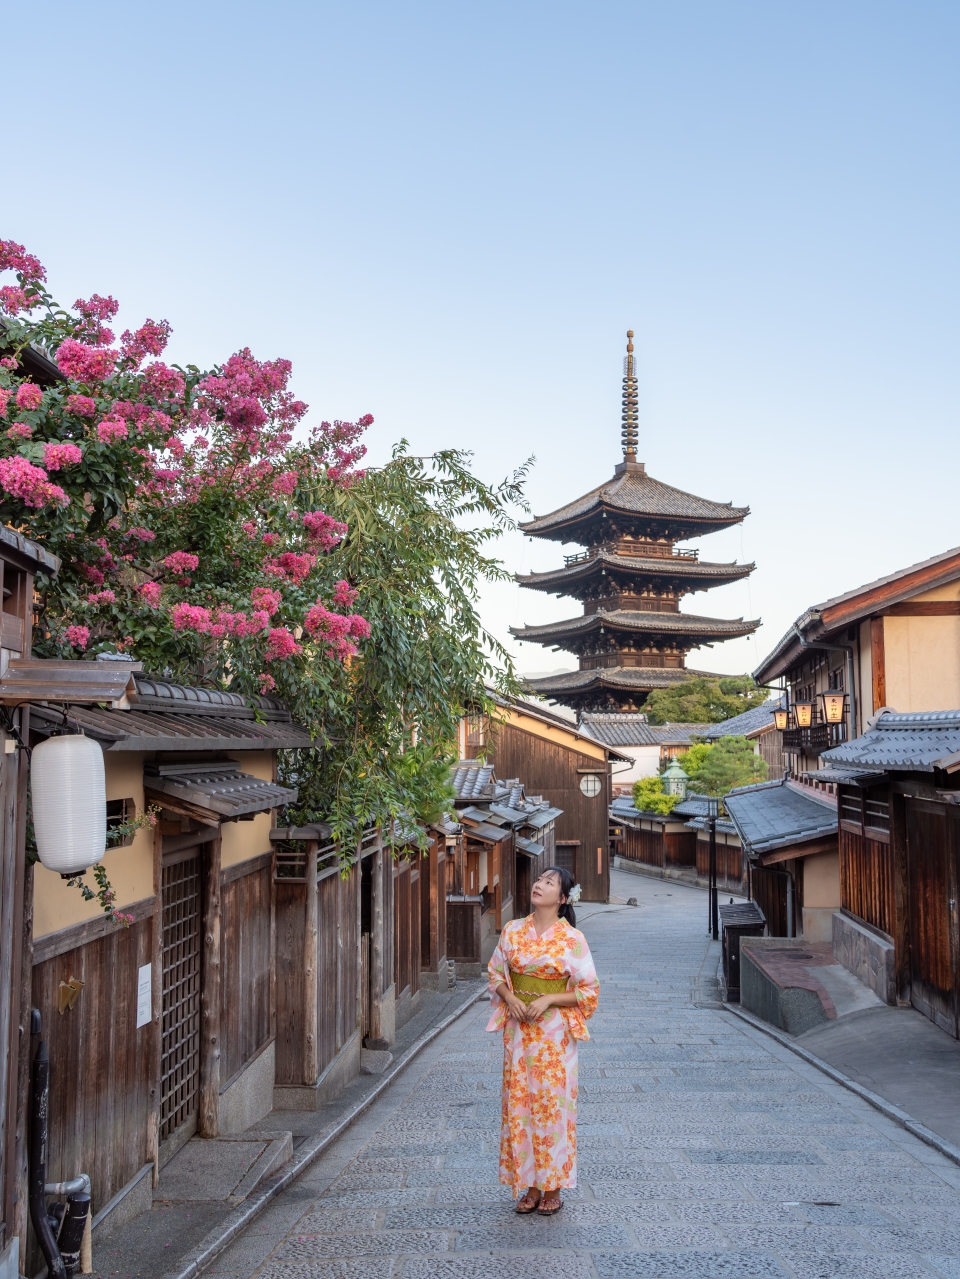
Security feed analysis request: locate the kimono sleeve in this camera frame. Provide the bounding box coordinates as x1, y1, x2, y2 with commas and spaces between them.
561, 928, 600, 1041
485, 923, 514, 1033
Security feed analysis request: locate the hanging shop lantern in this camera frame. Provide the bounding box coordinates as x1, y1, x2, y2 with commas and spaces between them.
793, 701, 814, 729
819, 690, 846, 725
773, 704, 789, 731
31, 735, 106, 876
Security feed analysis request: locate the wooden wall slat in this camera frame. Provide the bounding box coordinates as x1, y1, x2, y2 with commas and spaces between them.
839, 826, 896, 938
274, 881, 305, 1084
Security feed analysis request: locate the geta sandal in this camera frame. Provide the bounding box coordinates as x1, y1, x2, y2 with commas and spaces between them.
537, 1192, 563, 1215
515, 1188, 541, 1214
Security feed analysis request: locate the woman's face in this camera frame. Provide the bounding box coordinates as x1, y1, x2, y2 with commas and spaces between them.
531, 870, 566, 912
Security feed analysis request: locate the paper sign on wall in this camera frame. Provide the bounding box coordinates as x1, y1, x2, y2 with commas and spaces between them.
136, 963, 152, 1028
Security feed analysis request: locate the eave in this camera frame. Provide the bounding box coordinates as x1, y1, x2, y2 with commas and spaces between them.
515, 551, 754, 595
512, 609, 760, 645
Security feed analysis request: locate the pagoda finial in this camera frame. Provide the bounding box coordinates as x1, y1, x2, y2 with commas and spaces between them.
621, 329, 638, 462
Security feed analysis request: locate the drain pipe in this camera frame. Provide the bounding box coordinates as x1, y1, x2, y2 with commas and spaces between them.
30, 1034, 66, 1279
44, 1176, 92, 1275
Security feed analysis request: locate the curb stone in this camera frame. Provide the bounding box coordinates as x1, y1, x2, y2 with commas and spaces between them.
159, 985, 486, 1279
723, 1001, 960, 1171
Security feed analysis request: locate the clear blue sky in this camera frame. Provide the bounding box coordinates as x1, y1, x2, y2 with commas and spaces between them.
9, 2, 960, 681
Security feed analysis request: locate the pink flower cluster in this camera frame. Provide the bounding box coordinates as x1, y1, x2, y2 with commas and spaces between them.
257, 673, 276, 693
96, 416, 129, 444
264, 627, 301, 661
265, 552, 316, 583
139, 581, 162, 607
43, 442, 83, 470
170, 602, 272, 639
6, 423, 33, 441
87, 589, 116, 606
0, 287, 39, 316
271, 470, 298, 495
65, 394, 97, 417
55, 339, 117, 384
163, 551, 200, 574
312, 417, 369, 485
126, 526, 156, 542
303, 602, 370, 660
251, 587, 282, 614
332, 579, 358, 609
0, 240, 46, 283
64, 625, 90, 649
0, 456, 68, 508
15, 383, 42, 412
120, 318, 171, 366
142, 362, 185, 401
0, 388, 8, 419
73, 294, 119, 346
302, 510, 348, 550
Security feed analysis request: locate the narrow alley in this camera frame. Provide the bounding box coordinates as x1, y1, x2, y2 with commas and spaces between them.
193, 870, 960, 1279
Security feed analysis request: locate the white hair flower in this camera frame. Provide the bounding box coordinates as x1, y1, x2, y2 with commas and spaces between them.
568, 883, 581, 904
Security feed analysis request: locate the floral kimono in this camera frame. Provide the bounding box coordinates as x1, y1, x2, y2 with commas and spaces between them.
487, 916, 599, 1194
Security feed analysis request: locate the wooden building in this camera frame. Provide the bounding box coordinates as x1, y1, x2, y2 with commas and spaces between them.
819, 711, 960, 1036
460, 696, 627, 902
610, 794, 745, 895
512, 333, 757, 715
579, 713, 714, 786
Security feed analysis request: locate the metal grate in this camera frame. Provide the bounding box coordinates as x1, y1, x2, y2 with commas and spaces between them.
160, 853, 202, 1140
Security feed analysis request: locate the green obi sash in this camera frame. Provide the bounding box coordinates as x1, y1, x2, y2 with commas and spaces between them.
509, 970, 569, 1004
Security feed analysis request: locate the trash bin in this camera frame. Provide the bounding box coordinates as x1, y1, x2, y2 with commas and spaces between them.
719, 901, 765, 1001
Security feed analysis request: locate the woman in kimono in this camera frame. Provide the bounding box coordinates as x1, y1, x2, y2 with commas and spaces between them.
487, 865, 599, 1216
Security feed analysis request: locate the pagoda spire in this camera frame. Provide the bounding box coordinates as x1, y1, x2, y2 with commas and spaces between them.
621, 329, 639, 462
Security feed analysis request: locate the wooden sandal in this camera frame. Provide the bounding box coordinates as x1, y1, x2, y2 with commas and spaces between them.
515, 1188, 541, 1214
537, 1190, 563, 1215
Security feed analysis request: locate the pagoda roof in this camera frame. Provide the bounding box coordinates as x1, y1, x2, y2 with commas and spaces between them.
512, 609, 759, 645
522, 666, 726, 698
516, 550, 754, 594
520, 461, 749, 543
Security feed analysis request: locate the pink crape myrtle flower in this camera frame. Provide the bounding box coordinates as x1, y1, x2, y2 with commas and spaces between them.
97, 416, 129, 444
332, 580, 358, 609
65, 394, 97, 417
303, 602, 370, 660
43, 442, 83, 470
0, 456, 68, 508
163, 551, 199, 575
257, 673, 276, 693
81, 565, 105, 585
271, 470, 298, 495
15, 383, 43, 412
241, 521, 256, 536
302, 510, 348, 550
126, 526, 156, 542
0, 388, 9, 418
264, 627, 301, 661
0, 286, 42, 316
170, 602, 212, 633
55, 338, 117, 383
142, 362, 185, 401
0, 240, 46, 283
250, 587, 282, 614
139, 581, 162, 607
65, 625, 90, 649
6, 423, 33, 440
264, 552, 316, 583
87, 589, 116, 606
120, 318, 171, 366
73, 294, 119, 346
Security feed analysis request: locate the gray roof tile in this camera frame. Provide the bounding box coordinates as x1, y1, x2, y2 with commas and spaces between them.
579, 713, 713, 747
702, 697, 784, 740
723, 780, 837, 855
512, 609, 759, 642
821, 710, 960, 772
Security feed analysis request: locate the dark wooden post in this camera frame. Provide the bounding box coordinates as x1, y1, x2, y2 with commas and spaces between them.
199, 835, 222, 1137
891, 790, 911, 1004
303, 840, 319, 1086
148, 822, 163, 1185
368, 832, 386, 1045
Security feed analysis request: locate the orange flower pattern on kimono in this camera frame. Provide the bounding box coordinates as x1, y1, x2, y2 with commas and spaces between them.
486, 916, 599, 1194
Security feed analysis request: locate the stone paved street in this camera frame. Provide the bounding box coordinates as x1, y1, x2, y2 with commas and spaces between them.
204, 870, 960, 1279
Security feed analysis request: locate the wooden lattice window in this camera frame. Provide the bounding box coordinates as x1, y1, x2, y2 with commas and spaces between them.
839, 786, 890, 843
106, 797, 136, 847
160, 852, 203, 1141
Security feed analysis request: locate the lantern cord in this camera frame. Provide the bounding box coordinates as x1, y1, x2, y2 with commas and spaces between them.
0, 702, 33, 760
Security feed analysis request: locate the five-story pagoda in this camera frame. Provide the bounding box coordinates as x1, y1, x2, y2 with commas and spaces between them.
512, 332, 759, 714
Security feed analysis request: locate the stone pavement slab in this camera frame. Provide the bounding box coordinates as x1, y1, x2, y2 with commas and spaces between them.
198, 872, 960, 1278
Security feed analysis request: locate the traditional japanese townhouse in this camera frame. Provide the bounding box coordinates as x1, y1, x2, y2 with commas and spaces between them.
512, 332, 758, 715
460, 696, 628, 901
820, 711, 960, 1036
701, 698, 786, 781
2, 661, 312, 1257
610, 794, 744, 894
735, 546, 960, 944
578, 714, 713, 787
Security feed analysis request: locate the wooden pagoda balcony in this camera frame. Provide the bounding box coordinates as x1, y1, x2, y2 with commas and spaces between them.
782, 722, 847, 756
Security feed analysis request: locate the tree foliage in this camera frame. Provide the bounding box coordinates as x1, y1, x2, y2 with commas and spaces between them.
644, 675, 768, 725
0, 240, 528, 854
631, 774, 680, 815
686, 735, 767, 796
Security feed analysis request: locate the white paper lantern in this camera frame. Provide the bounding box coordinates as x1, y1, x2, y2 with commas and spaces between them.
31, 735, 107, 876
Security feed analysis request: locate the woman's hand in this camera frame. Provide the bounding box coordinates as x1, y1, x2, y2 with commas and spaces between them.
495, 982, 529, 1023
524, 994, 555, 1022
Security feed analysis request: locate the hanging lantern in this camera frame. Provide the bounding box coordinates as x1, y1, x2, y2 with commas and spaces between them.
820, 690, 846, 724
773, 705, 789, 731
793, 701, 813, 728
31, 735, 106, 876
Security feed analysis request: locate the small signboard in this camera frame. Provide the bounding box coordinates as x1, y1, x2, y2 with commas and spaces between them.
136, 963, 152, 1028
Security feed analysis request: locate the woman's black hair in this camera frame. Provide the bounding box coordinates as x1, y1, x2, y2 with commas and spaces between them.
540, 865, 577, 928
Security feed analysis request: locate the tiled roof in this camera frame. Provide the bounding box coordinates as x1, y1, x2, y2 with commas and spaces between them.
821, 710, 960, 773
702, 697, 784, 741
520, 463, 749, 539
723, 779, 838, 856
512, 609, 759, 642
516, 551, 753, 592
524, 666, 725, 696
143, 760, 297, 818
579, 713, 713, 747
30, 702, 312, 752
450, 760, 497, 801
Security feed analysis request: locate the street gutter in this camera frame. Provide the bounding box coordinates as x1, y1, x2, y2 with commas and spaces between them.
161, 985, 487, 1279
723, 1002, 960, 1171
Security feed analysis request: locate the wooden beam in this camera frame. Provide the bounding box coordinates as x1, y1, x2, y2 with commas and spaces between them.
891, 792, 911, 1004
303, 840, 319, 1086
871, 617, 886, 712
879, 601, 960, 616
368, 840, 385, 1044
198, 835, 222, 1137
759, 835, 837, 866
145, 787, 219, 828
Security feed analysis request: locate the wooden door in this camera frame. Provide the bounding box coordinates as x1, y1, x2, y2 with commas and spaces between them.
906, 800, 960, 1038
160, 850, 203, 1152
554, 844, 577, 881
